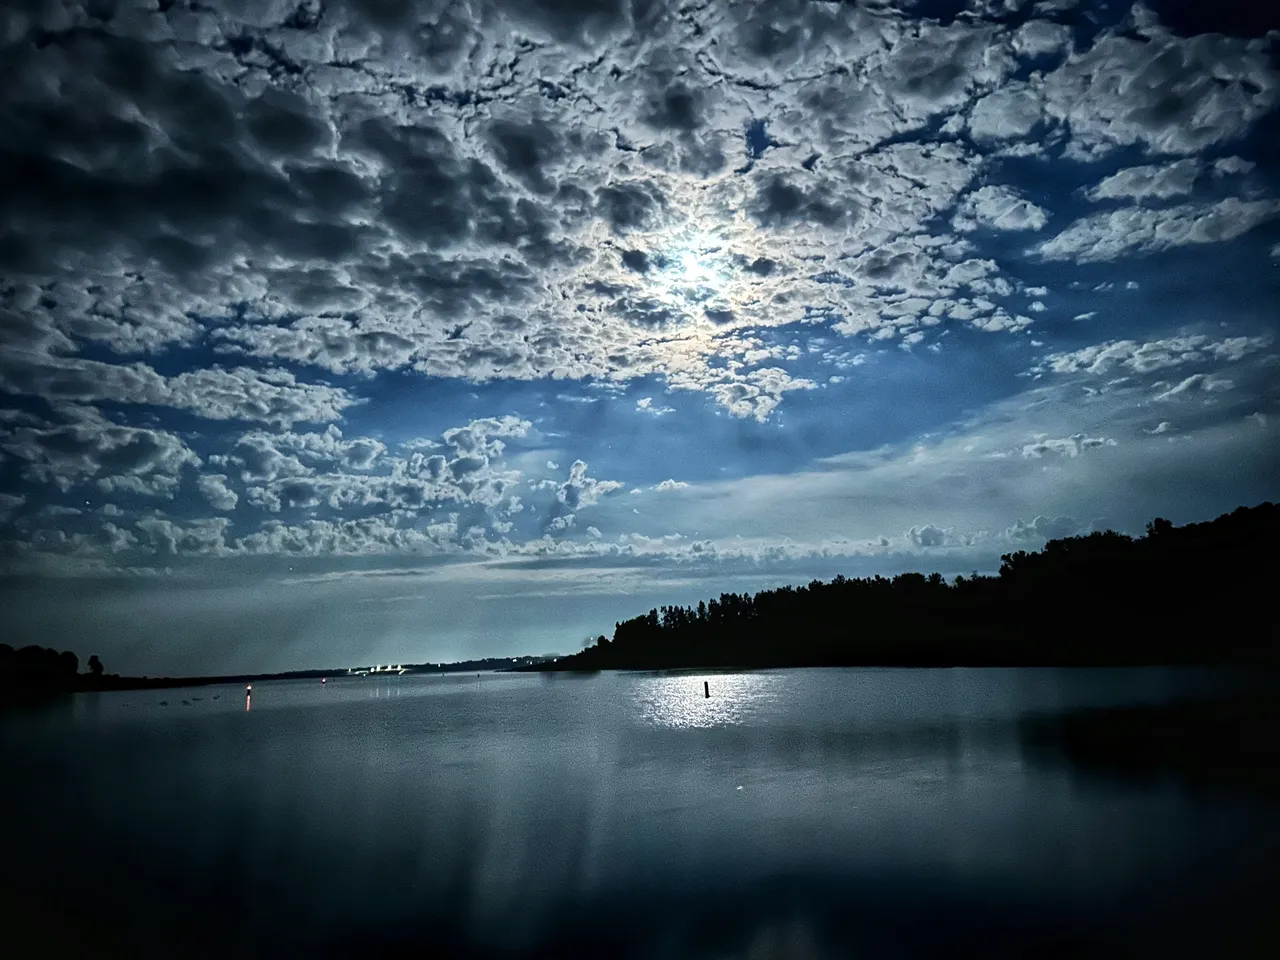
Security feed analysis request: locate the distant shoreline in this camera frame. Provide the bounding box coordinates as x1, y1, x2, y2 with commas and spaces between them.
5, 657, 1272, 708
519, 655, 1280, 674
0, 656, 552, 708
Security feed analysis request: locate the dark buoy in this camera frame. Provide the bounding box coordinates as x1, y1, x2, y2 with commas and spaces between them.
704, 680, 710, 698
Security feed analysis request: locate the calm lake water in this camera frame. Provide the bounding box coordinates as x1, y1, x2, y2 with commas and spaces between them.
2, 668, 1278, 958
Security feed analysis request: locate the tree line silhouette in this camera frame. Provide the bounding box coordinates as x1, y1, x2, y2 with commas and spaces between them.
543, 503, 1280, 670
0, 644, 107, 704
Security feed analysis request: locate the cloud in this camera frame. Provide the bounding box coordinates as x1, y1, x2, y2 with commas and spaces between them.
1084, 159, 1204, 203
967, 85, 1043, 142
908, 524, 947, 548
1021, 434, 1116, 458
1038, 334, 1271, 376
0, 0, 1269, 436
1, 0, 1279, 634
1213, 157, 1255, 177
197, 474, 239, 511
1038, 198, 1280, 262
651, 479, 688, 492
555, 460, 623, 511
1039, 16, 1278, 158
0, 331, 359, 425
1145, 421, 1174, 435
636, 397, 674, 416
1012, 20, 1072, 60
1156, 374, 1235, 400
210, 435, 314, 484
1, 418, 199, 494
135, 517, 232, 558
442, 416, 532, 459
694, 367, 818, 423
198, 417, 527, 521
953, 185, 1050, 232
1005, 515, 1081, 542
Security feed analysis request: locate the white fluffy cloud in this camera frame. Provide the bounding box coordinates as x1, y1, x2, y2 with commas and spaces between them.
1, 417, 200, 493
1038, 199, 1280, 262
1005, 515, 1080, 542
1156, 374, 1235, 400
1021, 434, 1116, 458
197, 474, 239, 511
636, 397, 674, 416
953, 185, 1050, 233
554, 461, 623, 511
968, 86, 1043, 142
1039, 15, 1278, 158
0, 343, 358, 426
1038, 334, 1271, 376
1084, 159, 1204, 203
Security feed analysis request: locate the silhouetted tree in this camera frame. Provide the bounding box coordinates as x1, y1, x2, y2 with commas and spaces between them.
1, 644, 88, 700
88, 655, 104, 677
543, 503, 1280, 671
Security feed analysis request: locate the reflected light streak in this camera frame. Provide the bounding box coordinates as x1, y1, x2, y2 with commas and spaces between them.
631, 673, 781, 729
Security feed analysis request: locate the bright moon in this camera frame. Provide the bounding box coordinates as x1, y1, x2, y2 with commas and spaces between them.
680, 252, 706, 283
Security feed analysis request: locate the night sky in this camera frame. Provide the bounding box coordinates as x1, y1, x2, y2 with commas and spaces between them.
1, 0, 1278, 674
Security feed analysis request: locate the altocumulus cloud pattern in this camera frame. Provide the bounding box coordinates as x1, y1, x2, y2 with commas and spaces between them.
0, 0, 1277, 672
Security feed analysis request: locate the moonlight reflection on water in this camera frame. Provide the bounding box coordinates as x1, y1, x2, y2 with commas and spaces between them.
631, 672, 784, 729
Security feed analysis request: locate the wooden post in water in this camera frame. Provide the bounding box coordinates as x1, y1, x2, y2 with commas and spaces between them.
704, 680, 710, 698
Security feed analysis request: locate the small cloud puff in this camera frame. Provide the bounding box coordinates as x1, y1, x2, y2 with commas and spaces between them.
1022, 434, 1116, 458
636, 397, 674, 416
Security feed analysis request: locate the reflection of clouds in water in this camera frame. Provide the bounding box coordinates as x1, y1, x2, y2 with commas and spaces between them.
631, 673, 782, 729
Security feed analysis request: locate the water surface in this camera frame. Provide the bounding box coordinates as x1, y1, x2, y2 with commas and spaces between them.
2, 668, 1277, 957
